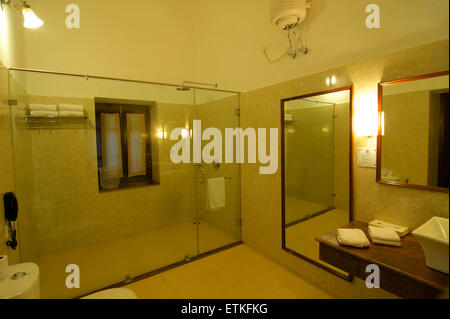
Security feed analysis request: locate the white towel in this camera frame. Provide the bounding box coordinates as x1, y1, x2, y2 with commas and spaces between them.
336, 228, 370, 248
29, 110, 58, 117
206, 177, 225, 210
29, 104, 57, 112
58, 104, 84, 112
368, 226, 401, 247
58, 111, 85, 117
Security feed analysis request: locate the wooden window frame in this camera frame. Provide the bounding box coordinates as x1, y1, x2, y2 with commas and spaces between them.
95, 102, 154, 191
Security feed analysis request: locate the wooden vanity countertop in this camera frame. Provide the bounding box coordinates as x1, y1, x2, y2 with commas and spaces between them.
316, 220, 449, 298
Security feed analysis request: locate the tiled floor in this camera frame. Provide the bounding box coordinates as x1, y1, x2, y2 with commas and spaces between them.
125, 244, 332, 299
38, 219, 238, 298
286, 209, 348, 275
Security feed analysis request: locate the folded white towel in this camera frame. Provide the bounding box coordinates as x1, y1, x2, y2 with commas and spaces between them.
58, 111, 85, 117
206, 177, 225, 210
370, 238, 401, 247
368, 226, 401, 247
29, 104, 57, 112
58, 104, 84, 112
29, 110, 58, 117
336, 228, 370, 248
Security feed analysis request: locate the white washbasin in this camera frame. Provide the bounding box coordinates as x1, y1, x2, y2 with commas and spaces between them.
412, 217, 449, 274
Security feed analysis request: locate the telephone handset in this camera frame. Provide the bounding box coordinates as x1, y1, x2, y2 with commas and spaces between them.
3, 192, 18, 250
4, 192, 18, 222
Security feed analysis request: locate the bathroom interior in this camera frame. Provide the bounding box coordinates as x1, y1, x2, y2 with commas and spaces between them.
0, 0, 449, 300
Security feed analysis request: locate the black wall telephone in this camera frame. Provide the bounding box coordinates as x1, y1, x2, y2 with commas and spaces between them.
3, 192, 18, 250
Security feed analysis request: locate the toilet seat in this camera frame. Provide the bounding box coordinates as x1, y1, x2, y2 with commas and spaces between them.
82, 288, 138, 299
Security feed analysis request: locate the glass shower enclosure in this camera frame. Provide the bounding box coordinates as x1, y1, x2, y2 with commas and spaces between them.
284, 98, 335, 226
282, 88, 352, 279
3, 68, 241, 298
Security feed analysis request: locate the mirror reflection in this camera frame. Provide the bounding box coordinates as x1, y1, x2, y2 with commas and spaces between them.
282, 88, 352, 277
378, 73, 449, 191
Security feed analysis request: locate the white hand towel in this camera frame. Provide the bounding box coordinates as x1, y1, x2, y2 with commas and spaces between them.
29, 104, 57, 112
368, 226, 401, 247
206, 177, 225, 210
29, 110, 58, 117
336, 228, 370, 248
58, 104, 84, 112
58, 110, 85, 117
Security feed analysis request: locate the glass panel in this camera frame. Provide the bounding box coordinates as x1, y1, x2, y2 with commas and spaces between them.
8, 70, 200, 298
283, 89, 351, 277
100, 113, 123, 173
194, 89, 241, 254
0, 67, 22, 265
126, 113, 146, 177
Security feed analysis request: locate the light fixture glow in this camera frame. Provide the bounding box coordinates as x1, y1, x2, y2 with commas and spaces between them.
157, 130, 167, 139
326, 77, 330, 86
22, 5, 43, 29
381, 111, 385, 136
331, 75, 336, 84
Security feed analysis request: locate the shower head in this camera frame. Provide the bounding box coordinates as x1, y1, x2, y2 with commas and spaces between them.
176, 80, 218, 91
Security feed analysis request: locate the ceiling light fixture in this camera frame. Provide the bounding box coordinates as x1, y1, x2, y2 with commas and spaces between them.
0, 0, 44, 29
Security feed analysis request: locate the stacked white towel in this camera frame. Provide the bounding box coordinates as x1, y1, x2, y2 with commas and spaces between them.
368, 225, 401, 247
29, 104, 58, 117
58, 104, 85, 117
336, 228, 370, 248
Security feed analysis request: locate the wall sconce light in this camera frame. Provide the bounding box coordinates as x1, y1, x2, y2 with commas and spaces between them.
157, 130, 167, 139
380, 111, 385, 136
0, 0, 44, 29
22, 2, 43, 28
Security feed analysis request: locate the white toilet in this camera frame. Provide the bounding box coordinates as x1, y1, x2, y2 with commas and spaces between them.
0, 262, 137, 299
0, 262, 40, 299
82, 287, 137, 299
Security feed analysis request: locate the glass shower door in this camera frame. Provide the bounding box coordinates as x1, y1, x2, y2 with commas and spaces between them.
193, 89, 241, 254
0, 67, 22, 266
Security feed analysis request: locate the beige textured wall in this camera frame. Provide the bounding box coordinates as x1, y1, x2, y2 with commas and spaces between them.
381, 91, 430, 185
240, 39, 449, 299
0, 5, 25, 68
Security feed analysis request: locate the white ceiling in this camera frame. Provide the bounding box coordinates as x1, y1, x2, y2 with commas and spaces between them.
14, 0, 450, 93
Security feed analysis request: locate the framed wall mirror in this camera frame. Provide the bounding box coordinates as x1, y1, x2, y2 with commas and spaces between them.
377, 71, 449, 193
281, 86, 353, 280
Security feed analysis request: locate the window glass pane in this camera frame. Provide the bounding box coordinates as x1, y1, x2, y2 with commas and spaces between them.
100, 113, 123, 176
127, 113, 146, 176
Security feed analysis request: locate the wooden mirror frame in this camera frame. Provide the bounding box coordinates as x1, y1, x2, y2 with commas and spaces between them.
376, 71, 449, 193
281, 86, 354, 281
